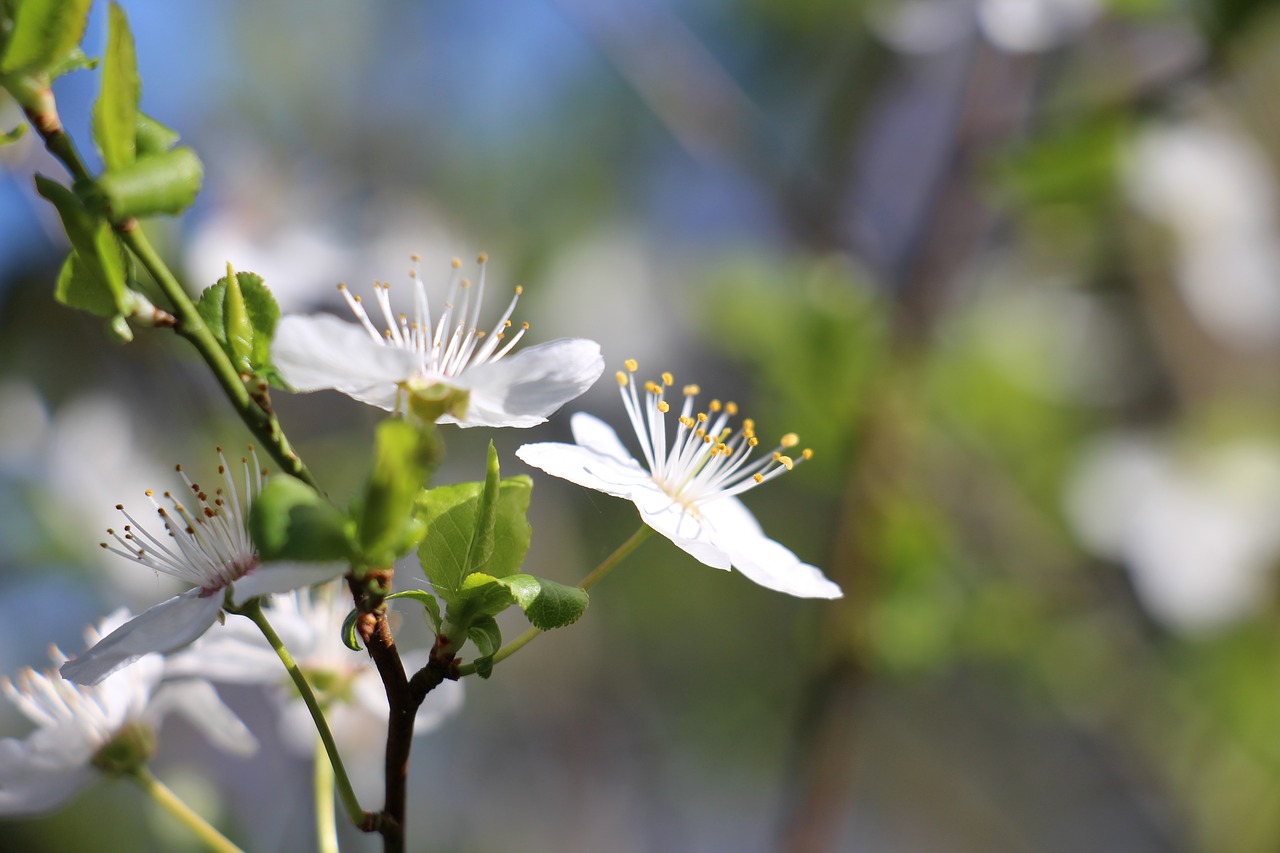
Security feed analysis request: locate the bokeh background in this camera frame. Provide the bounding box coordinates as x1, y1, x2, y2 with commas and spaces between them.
3, 0, 1280, 850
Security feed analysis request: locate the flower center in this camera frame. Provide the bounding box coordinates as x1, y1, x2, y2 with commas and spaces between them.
615, 360, 812, 507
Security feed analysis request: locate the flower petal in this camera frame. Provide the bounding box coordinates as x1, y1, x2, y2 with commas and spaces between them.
722, 535, 843, 599
272, 314, 420, 409
637, 491, 732, 570
515, 440, 651, 498
231, 562, 347, 606
59, 590, 224, 686
148, 680, 258, 757
0, 738, 95, 816
569, 412, 636, 464
448, 338, 604, 428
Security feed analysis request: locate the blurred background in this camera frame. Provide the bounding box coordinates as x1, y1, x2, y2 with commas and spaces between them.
3, 0, 1280, 850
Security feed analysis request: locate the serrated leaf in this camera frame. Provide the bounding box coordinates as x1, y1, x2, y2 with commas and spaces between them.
466, 443, 501, 575
496, 573, 589, 630
35, 174, 130, 314
94, 146, 203, 219
356, 419, 438, 567
455, 572, 518, 621
249, 476, 352, 563
471, 655, 494, 679
340, 608, 362, 651
93, 3, 138, 172
416, 473, 533, 603
386, 589, 443, 633
0, 0, 92, 75
55, 251, 115, 318
135, 112, 179, 156
195, 268, 280, 376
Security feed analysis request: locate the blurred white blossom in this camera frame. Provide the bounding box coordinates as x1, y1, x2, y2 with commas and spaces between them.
1066, 434, 1280, 632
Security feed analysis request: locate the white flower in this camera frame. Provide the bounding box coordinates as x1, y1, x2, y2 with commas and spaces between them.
0, 610, 254, 816
168, 583, 464, 801
516, 361, 842, 599
270, 254, 605, 428
60, 450, 345, 686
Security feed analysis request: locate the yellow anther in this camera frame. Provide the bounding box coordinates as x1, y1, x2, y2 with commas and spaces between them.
658, 401, 670, 413
802, 448, 814, 460
781, 433, 799, 448
748, 437, 759, 447
754, 473, 764, 483
720, 428, 731, 440
338, 282, 348, 291
144, 490, 154, 497
353, 295, 363, 303
645, 381, 661, 394
452, 257, 462, 268
716, 442, 727, 454
461, 278, 471, 289
683, 384, 700, 396
625, 359, 639, 372
710, 399, 722, 412
661, 372, 674, 386
697, 413, 708, 423
696, 429, 707, 438
726, 402, 738, 415
477, 252, 488, 263
743, 418, 755, 431
776, 454, 795, 470
616, 371, 629, 386
703, 435, 712, 444
515, 285, 524, 295
504, 319, 512, 327
679, 416, 695, 428
521, 322, 530, 330
411, 253, 421, 262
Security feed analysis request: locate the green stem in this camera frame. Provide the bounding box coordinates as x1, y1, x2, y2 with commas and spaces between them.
239, 600, 366, 827
315, 731, 339, 853
130, 767, 245, 853
457, 525, 654, 676
118, 227, 321, 491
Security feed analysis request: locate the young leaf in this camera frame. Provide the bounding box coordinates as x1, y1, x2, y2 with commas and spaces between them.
357, 419, 438, 567
134, 113, 179, 156
467, 617, 502, 658
0, 0, 93, 76
93, 145, 203, 218
55, 251, 115, 318
249, 476, 352, 563
416, 474, 533, 602
35, 174, 130, 313
495, 574, 589, 631
385, 590, 442, 633
93, 2, 138, 172
196, 268, 280, 376
340, 608, 362, 651
465, 443, 502, 576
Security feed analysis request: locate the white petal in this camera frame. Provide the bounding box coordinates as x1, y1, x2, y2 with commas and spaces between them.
59, 590, 224, 686
515, 441, 651, 498
231, 562, 346, 606
698, 495, 766, 540
722, 535, 844, 599
272, 314, 420, 409
569, 412, 636, 464
148, 680, 258, 757
0, 739, 95, 816
449, 338, 604, 428
637, 492, 733, 570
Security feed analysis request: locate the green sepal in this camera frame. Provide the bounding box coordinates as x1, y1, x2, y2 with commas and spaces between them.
134, 112, 179, 156
93, 2, 138, 172
385, 590, 443, 633
196, 267, 279, 376
355, 419, 439, 569
407, 382, 470, 424
0, 0, 93, 76
0, 123, 25, 145
415, 470, 533, 604
91, 145, 203, 219
35, 174, 133, 318
340, 608, 362, 652
249, 476, 353, 563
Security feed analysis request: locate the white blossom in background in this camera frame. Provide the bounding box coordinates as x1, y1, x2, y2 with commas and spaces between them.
60, 450, 344, 686
271, 254, 605, 428
517, 361, 842, 599
1066, 434, 1280, 632
977, 0, 1099, 52
1125, 118, 1280, 348
168, 583, 464, 801
0, 610, 254, 816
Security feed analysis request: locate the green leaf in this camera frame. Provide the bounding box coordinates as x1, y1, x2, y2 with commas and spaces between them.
455, 572, 518, 620
495, 573, 589, 631
340, 608, 362, 651
356, 419, 438, 567
467, 616, 502, 657
93, 145, 203, 218
93, 2, 138, 172
249, 476, 353, 563
0, 0, 92, 75
35, 174, 130, 314
386, 590, 442, 633
416, 473, 533, 603
195, 268, 280, 376
134, 113, 179, 157
0, 123, 26, 145
55, 250, 115, 318
466, 443, 502, 576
